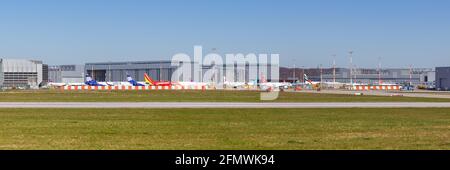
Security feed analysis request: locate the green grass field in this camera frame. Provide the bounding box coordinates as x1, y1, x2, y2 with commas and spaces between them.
1, 108, 449, 150
1, 90, 450, 102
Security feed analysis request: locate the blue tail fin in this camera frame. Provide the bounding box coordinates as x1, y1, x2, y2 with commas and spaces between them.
127, 75, 145, 86
85, 74, 105, 86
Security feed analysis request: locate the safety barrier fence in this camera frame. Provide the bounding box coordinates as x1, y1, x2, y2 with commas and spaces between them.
353, 85, 401, 91
61, 85, 207, 91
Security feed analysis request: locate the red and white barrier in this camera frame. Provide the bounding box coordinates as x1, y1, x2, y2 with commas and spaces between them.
353, 85, 401, 91
62, 85, 207, 91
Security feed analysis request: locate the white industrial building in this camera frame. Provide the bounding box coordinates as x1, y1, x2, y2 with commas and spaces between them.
0, 59, 46, 89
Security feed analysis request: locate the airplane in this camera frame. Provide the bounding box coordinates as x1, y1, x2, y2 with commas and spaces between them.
303, 74, 320, 85
260, 82, 292, 91
224, 79, 247, 88
223, 76, 241, 88
144, 73, 174, 86
127, 75, 146, 86
124, 73, 209, 87
49, 73, 203, 87
177, 81, 210, 87
222, 76, 259, 89
47, 82, 67, 87
84, 74, 107, 86
258, 74, 292, 90
48, 75, 109, 87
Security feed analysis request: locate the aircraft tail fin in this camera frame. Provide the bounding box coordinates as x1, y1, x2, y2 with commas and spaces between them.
85, 74, 92, 82
127, 74, 145, 86
144, 73, 155, 85
260, 73, 267, 83
127, 75, 133, 82
304, 74, 312, 84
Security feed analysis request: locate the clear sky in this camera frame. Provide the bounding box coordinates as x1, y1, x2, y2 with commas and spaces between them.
0, 0, 449, 68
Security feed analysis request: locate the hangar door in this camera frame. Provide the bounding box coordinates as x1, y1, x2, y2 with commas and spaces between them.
440, 78, 449, 90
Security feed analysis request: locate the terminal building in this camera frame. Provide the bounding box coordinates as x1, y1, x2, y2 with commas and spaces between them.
436, 67, 450, 91
0, 59, 47, 89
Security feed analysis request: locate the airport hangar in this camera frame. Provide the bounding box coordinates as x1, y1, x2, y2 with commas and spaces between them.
436, 67, 450, 91
0, 59, 48, 89
84, 61, 280, 83
48, 61, 436, 87
280, 67, 435, 86
49, 60, 277, 83
51, 59, 435, 88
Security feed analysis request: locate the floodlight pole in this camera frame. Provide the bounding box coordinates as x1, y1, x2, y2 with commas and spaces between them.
378, 57, 382, 85
91, 65, 94, 80
320, 64, 323, 89
301, 66, 305, 88
293, 63, 296, 83
108, 61, 111, 82
332, 54, 336, 84
349, 51, 353, 85
302, 66, 305, 83
409, 65, 413, 86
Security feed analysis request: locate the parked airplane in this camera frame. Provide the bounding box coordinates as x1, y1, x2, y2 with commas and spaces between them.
177, 81, 210, 87
260, 82, 291, 91
47, 81, 86, 87
46, 74, 105, 86
127, 75, 146, 86
144, 73, 174, 86
108, 73, 210, 87
84, 74, 108, 86
303, 74, 320, 85
222, 76, 258, 89
47, 82, 67, 87
224, 81, 244, 88
50, 73, 209, 87
259, 74, 291, 90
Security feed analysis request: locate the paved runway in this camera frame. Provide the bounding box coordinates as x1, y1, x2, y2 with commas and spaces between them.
1, 102, 450, 108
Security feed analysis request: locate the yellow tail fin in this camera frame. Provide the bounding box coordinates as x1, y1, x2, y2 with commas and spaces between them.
144, 73, 154, 85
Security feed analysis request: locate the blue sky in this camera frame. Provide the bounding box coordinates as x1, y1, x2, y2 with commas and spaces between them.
0, 0, 449, 68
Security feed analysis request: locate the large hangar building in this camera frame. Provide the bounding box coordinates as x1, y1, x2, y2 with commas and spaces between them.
280, 67, 434, 86
85, 61, 179, 82
436, 67, 450, 91
0, 59, 47, 89
84, 60, 276, 83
